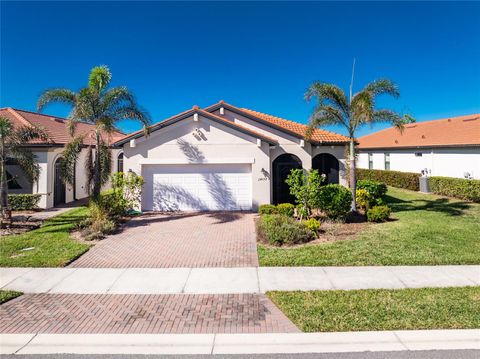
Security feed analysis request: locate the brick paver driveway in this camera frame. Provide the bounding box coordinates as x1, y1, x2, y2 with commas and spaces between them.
0, 293, 299, 333
71, 212, 258, 268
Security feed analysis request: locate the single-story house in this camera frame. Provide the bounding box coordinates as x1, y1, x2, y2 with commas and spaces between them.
357, 114, 480, 179
1, 107, 123, 209
113, 101, 350, 211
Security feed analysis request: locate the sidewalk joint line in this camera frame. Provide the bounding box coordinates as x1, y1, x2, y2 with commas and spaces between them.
1, 268, 35, 290
181, 267, 193, 293
211, 333, 216, 354
393, 331, 410, 350
255, 268, 262, 293
47, 268, 78, 293
14, 332, 38, 354
105, 267, 129, 294
321, 267, 337, 290
387, 267, 408, 288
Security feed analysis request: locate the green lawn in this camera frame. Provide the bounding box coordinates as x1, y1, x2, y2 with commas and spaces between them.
0, 207, 90, 267
258, 187, 480, 266
0, 290, 22, 304
268, 287, 480, 332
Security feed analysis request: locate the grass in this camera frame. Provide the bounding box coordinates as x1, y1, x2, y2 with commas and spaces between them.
268, 287, 480, 332
0, 207, 90, 267
258, 187, 480, 266
0, 290, 22, 304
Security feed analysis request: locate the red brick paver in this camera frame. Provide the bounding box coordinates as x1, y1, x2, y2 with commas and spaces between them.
0, 293, 299, 334
70, 212, 258, 268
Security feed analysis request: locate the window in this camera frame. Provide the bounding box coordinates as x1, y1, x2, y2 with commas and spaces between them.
384, 153, 390, 170
7, 171, 22, 189
117, 153, 124, 173
368, 153, 373, 170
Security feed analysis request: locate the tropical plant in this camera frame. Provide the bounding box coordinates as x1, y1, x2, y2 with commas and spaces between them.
37, 65, 150, 200
305, 77, 414, 210
0, 116, 48, 225
286, 169, 324, 220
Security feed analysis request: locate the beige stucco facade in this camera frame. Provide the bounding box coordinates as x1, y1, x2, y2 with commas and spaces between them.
120, 109, 348, 211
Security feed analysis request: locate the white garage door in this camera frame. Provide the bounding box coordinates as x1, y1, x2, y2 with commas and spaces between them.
142, 164, 252, 211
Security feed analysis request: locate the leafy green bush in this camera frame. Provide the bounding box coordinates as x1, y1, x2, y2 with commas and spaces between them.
429, 177, 480, 202
367, 205, 391, 222
303, 218, 321, 235
317, 184, 352, 220
8, 194, 41, 210
286, 169, 324, 219
259, 204, 278, 215
357, 169, 420, 191
357, 180, 388, 199
356, 188, 374, 211
277, 203, 295, 217
257, 214, 315, 246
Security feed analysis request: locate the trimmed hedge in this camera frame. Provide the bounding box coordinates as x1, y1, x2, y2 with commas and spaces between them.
256, 214, 315, 246
429, 177, 480, 202
8, 194, 41, 210
357, 169, 420, 191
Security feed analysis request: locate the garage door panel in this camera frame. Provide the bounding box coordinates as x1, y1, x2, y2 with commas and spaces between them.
143, 164, 252, 211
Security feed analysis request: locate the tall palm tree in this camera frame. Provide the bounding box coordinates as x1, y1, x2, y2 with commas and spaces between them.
37, 65, 150, 200
305, 79, 413, 211
0, 116, 48, 224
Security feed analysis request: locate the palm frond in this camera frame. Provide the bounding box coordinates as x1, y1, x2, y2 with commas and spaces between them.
101, 86, 135, 111
364, 79, 400, 98
37, 89, 76, 112
85, 145, 94, 194
305, 82, 350, 116
60, 135, 84, 185
351, 91, 374, 126
14, 125, 49, 144
9, 147, 41, 182
111, 105, 150, 134
88, 65, 112, 93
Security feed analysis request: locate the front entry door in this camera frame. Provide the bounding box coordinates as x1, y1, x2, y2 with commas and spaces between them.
272, 154, 302, 204
54, 158, 66, 206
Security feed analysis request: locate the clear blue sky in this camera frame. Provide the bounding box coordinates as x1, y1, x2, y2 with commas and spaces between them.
1, 1, 479, 137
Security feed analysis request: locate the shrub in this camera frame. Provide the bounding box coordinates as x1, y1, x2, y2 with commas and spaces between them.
286, 169, 324, 219
356, 179, 388, 199
357, 168, 420, 191
8, 194, 41, 210
259, 204, 278, 215
257, 214, 315, 246
317, 184, 352, 220
367, 205, 391, 222
303, 218, 321, 235
276, 203, 295, 217
356, 188, 374, 211
429, 177, 480, 202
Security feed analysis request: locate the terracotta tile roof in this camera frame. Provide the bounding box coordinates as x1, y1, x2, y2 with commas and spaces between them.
239, 108, 349, 143
204, 101, 349, 144
114, 107, 277, 146
0, 108, 125, 146
357, 114, 480, 149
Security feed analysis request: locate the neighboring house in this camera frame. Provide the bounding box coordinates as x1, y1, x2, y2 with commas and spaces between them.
114, 101, 350, 211
357, 114, 480, 179
1, 108, 124, 208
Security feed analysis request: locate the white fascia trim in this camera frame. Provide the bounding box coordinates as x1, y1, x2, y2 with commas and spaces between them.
139, 158, 256, 165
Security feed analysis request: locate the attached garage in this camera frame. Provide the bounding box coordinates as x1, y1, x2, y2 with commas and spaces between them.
142, 163, 252, 211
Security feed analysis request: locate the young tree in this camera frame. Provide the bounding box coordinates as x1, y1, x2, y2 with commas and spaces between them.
305, 79, 413, 211
0, 116, 48, 225
37, 65, 150, 200
286, 169, 324, 220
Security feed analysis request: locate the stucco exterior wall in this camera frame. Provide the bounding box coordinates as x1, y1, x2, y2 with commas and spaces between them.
122, 114, 271, 209
357, 148, 480, 179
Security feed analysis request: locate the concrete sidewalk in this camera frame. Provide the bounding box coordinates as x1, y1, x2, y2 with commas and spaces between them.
1, 266, 479, 294
1, 330, 479, 355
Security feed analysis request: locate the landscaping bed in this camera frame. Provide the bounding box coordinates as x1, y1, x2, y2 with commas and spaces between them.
0, 290, 22, 304
267, 287, 480, 332
0, 207, 90, 267
258, 187, 480, 266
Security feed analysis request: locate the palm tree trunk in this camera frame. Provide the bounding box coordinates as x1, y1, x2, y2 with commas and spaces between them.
0, 137, 10, 225
349, 138, 357, 212
92, 131, 102, 200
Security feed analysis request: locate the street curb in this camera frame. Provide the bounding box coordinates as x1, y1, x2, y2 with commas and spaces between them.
1, 329, 479, 355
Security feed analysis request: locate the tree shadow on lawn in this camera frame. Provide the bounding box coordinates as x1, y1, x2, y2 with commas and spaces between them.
385, 194, 472, 216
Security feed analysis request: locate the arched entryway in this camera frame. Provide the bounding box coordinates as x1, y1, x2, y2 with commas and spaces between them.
53, 157, 66, 206
117, 153, 124, 173
272, 153, 302, 204
312, 153, 340, 184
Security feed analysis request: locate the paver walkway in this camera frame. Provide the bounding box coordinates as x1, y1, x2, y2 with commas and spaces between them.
0, 293, 299, 334
70, 212, 258, 268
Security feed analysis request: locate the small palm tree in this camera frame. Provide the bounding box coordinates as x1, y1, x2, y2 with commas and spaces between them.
37, 65, 150, 200
305, 79, 413, 211
0, 116, 48, 224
